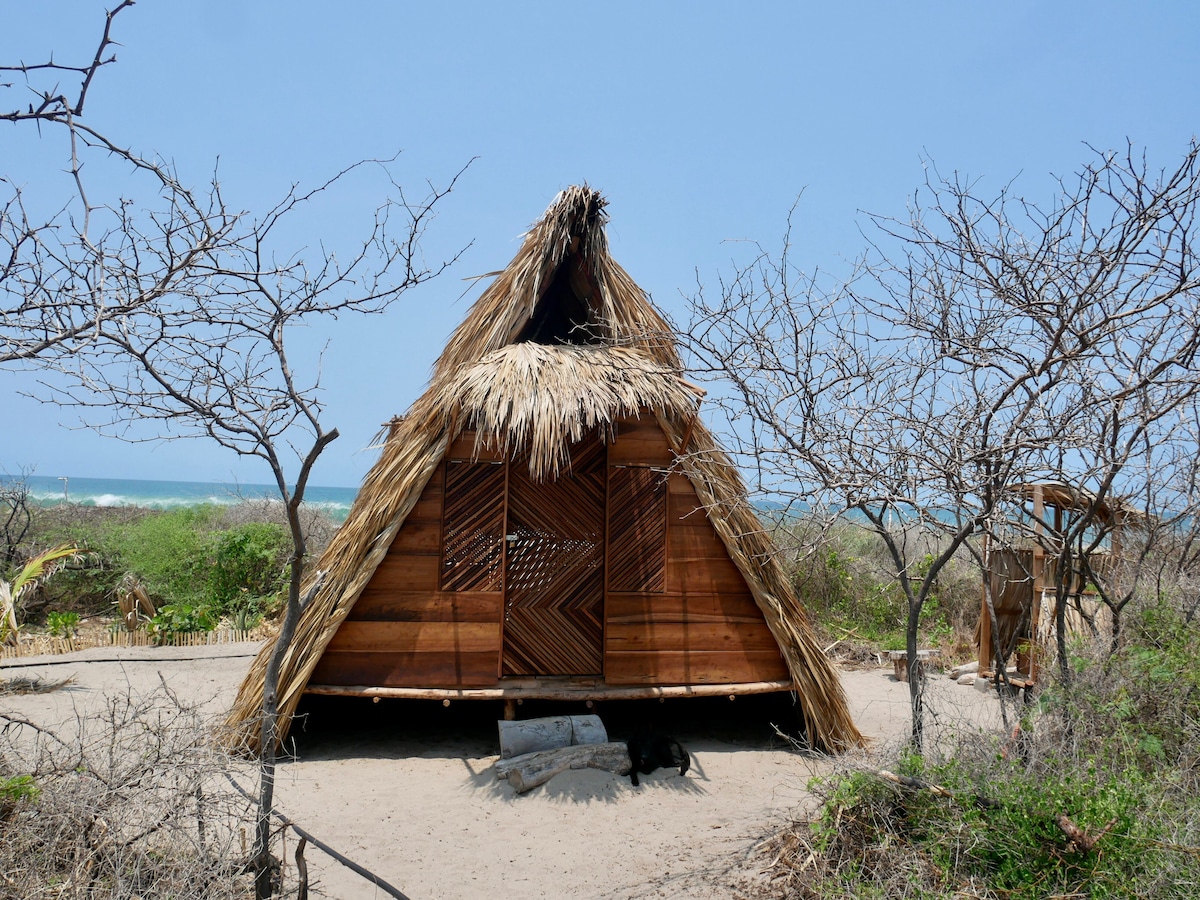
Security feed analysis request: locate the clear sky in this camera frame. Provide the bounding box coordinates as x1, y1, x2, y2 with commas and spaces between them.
3, 1, 1198, 488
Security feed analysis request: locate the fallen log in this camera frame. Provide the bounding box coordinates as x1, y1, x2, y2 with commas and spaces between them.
497, 714, 607, 759
496, 741, 632, 794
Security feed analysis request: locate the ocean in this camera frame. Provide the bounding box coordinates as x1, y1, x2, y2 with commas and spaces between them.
14, 474, 358, 523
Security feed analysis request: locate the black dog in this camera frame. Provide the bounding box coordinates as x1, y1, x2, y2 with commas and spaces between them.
625, 732, 690, 786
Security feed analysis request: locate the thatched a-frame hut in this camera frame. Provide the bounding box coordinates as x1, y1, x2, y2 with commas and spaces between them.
226, 187, 863, 753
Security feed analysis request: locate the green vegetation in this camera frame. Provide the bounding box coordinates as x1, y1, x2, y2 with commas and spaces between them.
0, 775, 39, 805
0, 774, 39, 821
778, 519, 978, 658
776, 584, 1200, 898
99, 507, 289, 634
6, 502, 332, 636
1, 544, 82, 644
45, 610, 79, 638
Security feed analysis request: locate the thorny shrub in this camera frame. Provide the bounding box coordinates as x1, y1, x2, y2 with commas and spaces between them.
760, 604, 1200, 899
774, 518, 980, 658
0, 681, 262, 899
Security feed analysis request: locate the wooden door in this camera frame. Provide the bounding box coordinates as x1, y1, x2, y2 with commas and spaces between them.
502, 438, 606, 676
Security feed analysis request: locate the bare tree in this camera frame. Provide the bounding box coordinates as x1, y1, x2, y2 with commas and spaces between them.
0, 1, 247, 364
3, 4, 469, 895
35, 155, 468, 894
1, 468, 34, 569
687, 142, 1200, 748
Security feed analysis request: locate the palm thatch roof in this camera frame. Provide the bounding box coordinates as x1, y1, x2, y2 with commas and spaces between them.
226, 186, 863, 753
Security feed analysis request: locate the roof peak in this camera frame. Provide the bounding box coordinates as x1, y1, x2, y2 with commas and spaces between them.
433, 186, 681, 381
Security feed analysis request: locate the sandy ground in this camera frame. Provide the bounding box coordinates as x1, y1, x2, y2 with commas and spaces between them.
2, 645, 1004, 899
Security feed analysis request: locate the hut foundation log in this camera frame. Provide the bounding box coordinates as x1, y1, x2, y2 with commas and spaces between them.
303, 679, 795, 702
495, 742, 632, 794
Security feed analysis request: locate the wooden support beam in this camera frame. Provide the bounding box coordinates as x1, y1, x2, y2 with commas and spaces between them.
304, 678, 795, 702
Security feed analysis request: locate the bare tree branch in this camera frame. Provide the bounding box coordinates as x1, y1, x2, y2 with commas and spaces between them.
687, 141, 1200, 748
3, 8, 472, 897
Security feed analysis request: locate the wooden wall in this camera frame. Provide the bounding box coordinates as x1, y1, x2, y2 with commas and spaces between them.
309, 418, 789, 690
309, 434, 504, 688
603, 416, 790, 686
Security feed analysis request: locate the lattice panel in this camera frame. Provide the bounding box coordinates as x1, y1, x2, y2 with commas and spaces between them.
503, 437, 606, 675
440, 461, 505, 592
607, 466, 667, 592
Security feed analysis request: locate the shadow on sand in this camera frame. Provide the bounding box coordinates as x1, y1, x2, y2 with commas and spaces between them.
287, 692, 814, 764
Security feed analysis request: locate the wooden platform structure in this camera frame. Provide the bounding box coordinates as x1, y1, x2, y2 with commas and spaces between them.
225, 187, 863, 754
977, 482, 1132, 687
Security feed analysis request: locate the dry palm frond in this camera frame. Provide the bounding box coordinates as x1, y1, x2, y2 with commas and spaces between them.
435, 186, 680, 377
446, 343, 702, 480
117, 572, 157, 631
225, 186, 863, 755
1, 545, 81, 646
0, 582, 14, 647
0, 674, 75, 695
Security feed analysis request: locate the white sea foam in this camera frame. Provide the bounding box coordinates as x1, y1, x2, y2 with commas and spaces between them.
11, 475, 356, 521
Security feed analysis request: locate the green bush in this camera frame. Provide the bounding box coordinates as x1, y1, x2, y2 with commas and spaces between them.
776, 609, 1200, 899
205, 522, 288, 620
800, 752, 1160, 899
105, 506, 219, 607
105, 508, 289, 630
151, 601, 218, 636
45, 611, 79, 638
16, 504, 303, 631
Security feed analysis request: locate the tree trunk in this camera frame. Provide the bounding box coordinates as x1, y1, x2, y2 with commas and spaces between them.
907, 595, 925, 751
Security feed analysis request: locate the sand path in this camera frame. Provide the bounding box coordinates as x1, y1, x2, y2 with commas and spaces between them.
2, 644, 1002, 899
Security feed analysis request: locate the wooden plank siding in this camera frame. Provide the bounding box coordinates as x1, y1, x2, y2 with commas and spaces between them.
311, 416, 789, 692
603, 423, 789, 686
604, 651, 790, 685
313, 461, 504, 688
606, 416, 673, 466
447, 430, 504, 462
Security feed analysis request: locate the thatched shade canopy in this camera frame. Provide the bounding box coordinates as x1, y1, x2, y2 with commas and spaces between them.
226, 186, 864, 755
443, 343, 704, 480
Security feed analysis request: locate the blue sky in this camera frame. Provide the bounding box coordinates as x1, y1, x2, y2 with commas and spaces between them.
3, 1, 1198, 488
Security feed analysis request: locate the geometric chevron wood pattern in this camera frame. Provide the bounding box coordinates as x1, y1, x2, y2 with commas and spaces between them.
607, 466, 667, 592
440, 461, 506, 592
502, 436, 606, 675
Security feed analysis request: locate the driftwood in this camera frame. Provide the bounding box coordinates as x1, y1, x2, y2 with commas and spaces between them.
497, 714, 607, 759
496, 741, 632, 793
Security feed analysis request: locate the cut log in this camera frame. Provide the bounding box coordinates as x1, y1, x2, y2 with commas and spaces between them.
569, 714, 608, 747
496, 742, 632, 793
497, 714, 607, 759
948, 660, 979, 680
